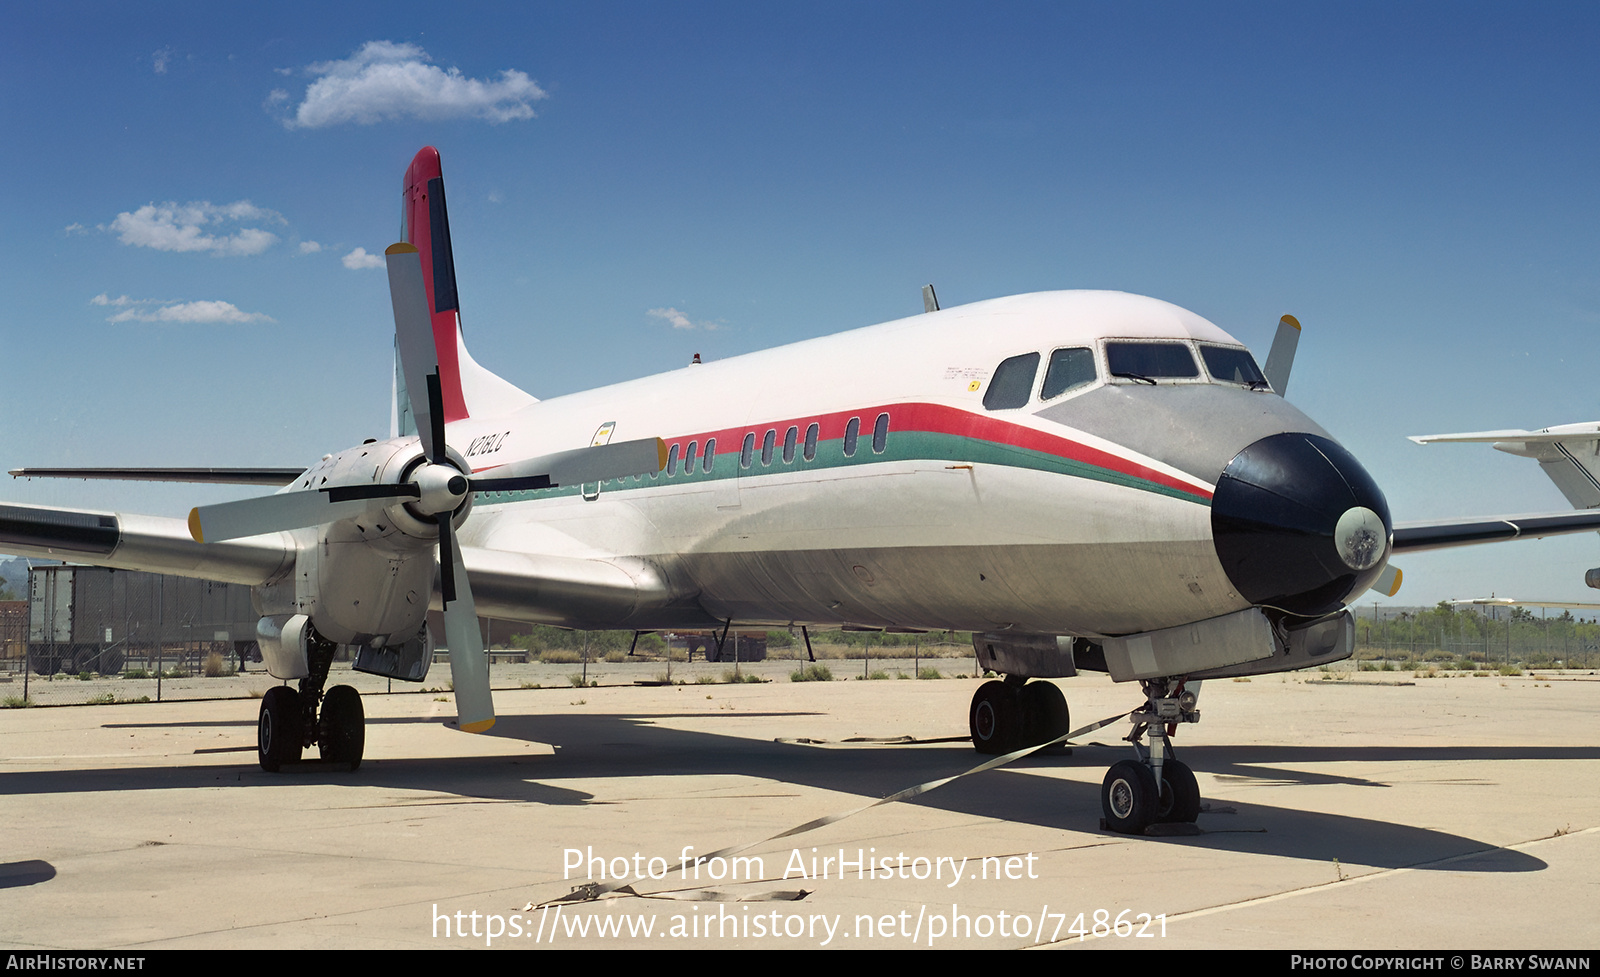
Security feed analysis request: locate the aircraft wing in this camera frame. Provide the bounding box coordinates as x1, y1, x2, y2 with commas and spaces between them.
0, 500, 704, 629
0, 502, 293, 586
1392, 509, 1600, 554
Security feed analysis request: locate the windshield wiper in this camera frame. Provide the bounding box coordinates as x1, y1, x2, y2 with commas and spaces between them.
1111, 372, 1157, 385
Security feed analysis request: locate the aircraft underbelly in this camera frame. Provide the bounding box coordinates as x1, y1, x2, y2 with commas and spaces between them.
679, 538, 1236, 634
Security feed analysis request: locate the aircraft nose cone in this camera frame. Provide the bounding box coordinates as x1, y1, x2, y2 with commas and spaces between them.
1211, 432, 1392, 617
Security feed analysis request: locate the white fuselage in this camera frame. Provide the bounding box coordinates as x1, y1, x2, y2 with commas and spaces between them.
413, 290, 1326, 637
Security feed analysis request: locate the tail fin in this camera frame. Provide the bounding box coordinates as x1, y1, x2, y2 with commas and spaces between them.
397, 147, 535, 431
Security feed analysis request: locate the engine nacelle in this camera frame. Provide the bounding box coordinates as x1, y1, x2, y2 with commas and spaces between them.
1586, 567, 1600, 590
258, 436, 473, 648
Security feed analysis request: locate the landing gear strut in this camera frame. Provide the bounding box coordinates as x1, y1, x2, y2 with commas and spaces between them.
1099, 678, 1201, 834
256, 625, 366, 772
969, 677, 1071, 755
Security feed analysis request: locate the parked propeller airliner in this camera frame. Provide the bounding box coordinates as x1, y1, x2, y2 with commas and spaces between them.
9, 147, 1600, 835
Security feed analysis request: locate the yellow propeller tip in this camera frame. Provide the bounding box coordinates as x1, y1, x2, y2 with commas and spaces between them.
1280, 314, 1302, 331
187, 508, 204, 543
385, 242, 419, 255
460, 718, 496, 734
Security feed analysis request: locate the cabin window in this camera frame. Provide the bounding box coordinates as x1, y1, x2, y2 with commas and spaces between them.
1040, 347, 1097, 399
872, 413, 890, 453
1199, 345, 1267, 387
761, 429, 777, 466
983, 352, 1041, 410
1105, 341, 1199, 381
667, 443, 680, 476
782, 426, 798, 463
803, 423, 819, 461
741, 433, 755, 469
844, 417, 861, 457
684, 440, 698, 473
703, 437, 717, 472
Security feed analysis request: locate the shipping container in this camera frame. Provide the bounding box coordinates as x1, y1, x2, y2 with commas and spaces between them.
26, 565, 259, 676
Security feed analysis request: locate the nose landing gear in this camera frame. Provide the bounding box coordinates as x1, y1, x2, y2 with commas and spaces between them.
1099, 678, 1201, 835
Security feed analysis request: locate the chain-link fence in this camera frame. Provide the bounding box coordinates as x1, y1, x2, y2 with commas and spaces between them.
1353, 602, 1599, 672
0, 566, 986, 707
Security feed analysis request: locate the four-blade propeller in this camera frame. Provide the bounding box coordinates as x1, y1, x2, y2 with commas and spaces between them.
187, 242, 665, 732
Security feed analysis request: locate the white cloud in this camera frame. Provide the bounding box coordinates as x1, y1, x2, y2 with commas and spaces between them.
648, 307, 721, 331
153, 48, 173, 74
92, 294, 272, 324
298, 240, 323, 254
107, 201, 282, 256
342, 247, 384, 269
281, 40, 547, 128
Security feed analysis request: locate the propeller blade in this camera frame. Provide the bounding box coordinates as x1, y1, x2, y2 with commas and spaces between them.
1262, 314, 1301, 396
437, 515, 494, 732
436, 512, 457, 604
472, 437, 668, 492
189, 491, 391, 543
1372, 563, 1402, 597
426, 373, 448, 466
386, 243, 443, 461
322, 483, 421, 503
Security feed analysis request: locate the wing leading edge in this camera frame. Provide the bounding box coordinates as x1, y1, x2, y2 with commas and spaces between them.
1392, 509, 1600, 554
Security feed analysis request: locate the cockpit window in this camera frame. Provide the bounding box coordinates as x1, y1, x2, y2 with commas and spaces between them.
983, 352, 1041, 410
1199, 345, 1267, 387
1040, 347, 1097, 400
1105, 342, 1199, 382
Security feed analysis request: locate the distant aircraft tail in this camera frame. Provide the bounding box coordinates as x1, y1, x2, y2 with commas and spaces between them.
1411, 423, 1600, 509
392, 147, 534, 438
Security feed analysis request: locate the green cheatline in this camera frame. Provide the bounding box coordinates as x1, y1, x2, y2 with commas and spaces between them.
477, 429, 1209, 508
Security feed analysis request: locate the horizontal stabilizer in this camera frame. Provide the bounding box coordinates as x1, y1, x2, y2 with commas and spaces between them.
9, 467, 303, 486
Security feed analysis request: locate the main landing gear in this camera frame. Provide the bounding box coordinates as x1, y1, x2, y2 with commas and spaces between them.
968, 676, 1071, 755
257, 627, 365, 772
1100, 678, 1201, 835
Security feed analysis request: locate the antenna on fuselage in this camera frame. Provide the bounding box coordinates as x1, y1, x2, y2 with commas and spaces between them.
922, 284, 940, 313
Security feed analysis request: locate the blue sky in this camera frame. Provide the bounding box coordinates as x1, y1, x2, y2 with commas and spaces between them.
5, 2, 1600, 606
